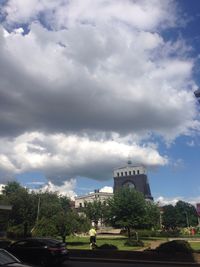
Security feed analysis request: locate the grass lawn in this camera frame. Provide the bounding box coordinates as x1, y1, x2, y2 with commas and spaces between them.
66, 235, 150, 251
66, 235, 200, 252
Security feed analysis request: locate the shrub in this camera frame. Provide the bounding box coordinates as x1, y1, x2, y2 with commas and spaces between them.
156, 240, 193, 254
98, 244, 118, 250
137, 229, 157, 238
159, 229, 180, 237
124, 239, 144, 247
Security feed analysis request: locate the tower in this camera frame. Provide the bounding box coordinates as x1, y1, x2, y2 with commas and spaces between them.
113, 163, 153, 200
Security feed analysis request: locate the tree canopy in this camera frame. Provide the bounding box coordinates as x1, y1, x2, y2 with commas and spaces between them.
107, 187, 148, 238
162, 200, 198, 229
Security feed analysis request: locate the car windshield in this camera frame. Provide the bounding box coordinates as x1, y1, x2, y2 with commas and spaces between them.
0, 250, 18, 265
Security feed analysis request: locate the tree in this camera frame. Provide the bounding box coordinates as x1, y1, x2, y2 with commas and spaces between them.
162, 205, 177, 229
175, 201, 198, 227
142, 201, 160, 229
84, 200, 106, 227
2, 182, 37, 236
2, 181, 23, 196
107, 187, 147, 239
162, 201, 198, 230
56, 210, 90, 242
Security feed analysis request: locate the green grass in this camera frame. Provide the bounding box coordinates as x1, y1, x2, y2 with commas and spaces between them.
66, 235, 150, 251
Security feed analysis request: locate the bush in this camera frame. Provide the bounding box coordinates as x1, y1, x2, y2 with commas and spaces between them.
124, 239, 144, 247
137, 229, 157, 238
156, 240, 193, 254
98, 244, 118, 250
159, 229, 180, 237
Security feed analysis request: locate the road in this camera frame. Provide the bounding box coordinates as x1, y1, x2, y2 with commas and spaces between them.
61, 259, 200, 267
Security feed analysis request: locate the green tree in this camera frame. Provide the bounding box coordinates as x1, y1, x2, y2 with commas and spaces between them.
33, 191, 72, 240
142, 201, 160, 229
84, 200, 106, 227
2, 182, 37, 236
32, 217, 58, 237
2, 181, 23, 195
107, 187, 147, 239
162, 201, 198, 230
175, 200, 198, 227
162, 205, 177, 229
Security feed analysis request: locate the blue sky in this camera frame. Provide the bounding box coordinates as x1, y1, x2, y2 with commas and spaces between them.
0, 0, 200, 205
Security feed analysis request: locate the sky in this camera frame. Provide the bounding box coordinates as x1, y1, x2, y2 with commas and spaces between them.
0, 0, 200, 205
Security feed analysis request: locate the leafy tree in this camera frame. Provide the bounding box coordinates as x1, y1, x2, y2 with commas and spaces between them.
2, 182, 37, 236
32, 217, 58, 237
142, 201, 160, 229
162, 205, 177, 229
2, 181, 23, 196
175, 200, 198, 227
107, 187, 147, 239
162, 201, 198, 229
84, 200, 106, 227
33, 191, 72, 239
36, 191, 64, 220
56, 210, 90, 241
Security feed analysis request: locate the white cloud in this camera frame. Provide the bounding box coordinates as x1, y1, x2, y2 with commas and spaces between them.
33, 179, 77, 199
100, 186, 113, 193
0, 0, 199, 185
155, 196, 200, 206
3, 0, 177, 31
0, 132, 167, 184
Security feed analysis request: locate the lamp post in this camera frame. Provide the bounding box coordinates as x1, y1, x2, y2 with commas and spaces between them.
184, 211, 189, 228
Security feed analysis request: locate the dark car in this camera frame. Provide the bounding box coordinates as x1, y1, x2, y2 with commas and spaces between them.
0, 249, 33, 267
7, 238, 69, 267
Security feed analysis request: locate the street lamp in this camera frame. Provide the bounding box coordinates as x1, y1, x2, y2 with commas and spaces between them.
184, 211, 189, 228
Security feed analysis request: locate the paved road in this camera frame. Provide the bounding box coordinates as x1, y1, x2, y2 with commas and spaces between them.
61, 259, 200, 267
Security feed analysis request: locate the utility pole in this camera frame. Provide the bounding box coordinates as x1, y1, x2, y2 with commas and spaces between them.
36, 195, 41, 223
31, 195, 41, 233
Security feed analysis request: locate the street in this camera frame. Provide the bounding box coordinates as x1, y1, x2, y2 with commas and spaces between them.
61, 259, 200, 267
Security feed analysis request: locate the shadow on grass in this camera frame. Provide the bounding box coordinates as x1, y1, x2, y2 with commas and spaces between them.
67, 241, 89, 246
97, 244, 118, 250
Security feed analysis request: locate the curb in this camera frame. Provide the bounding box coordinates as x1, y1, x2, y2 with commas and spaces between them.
69, 256, 200, 266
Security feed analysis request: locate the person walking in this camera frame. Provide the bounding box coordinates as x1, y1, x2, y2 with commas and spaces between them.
89, 227, 97, 249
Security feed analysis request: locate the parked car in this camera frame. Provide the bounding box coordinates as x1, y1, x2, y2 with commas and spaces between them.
6, 238, 69, 267
0, 248, 33, 267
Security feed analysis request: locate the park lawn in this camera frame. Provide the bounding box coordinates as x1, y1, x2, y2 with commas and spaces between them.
66, 235, 150, 251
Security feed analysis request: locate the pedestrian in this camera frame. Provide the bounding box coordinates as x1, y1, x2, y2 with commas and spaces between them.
89, 227, 97, 249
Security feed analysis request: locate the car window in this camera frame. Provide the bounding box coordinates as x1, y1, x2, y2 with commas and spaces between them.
13, 240, 39, 247
0, 250, 18, 265
12, 241, 29, 247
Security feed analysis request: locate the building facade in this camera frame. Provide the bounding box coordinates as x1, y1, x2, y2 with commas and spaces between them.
75, 164, 153, 211
75, 189, 113, 209
113, 164, 153, 200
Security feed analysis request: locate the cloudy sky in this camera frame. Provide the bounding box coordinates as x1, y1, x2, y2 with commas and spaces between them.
0, 0, 200, 204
